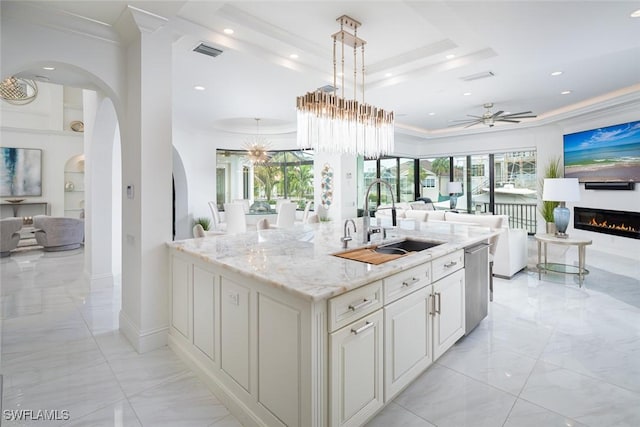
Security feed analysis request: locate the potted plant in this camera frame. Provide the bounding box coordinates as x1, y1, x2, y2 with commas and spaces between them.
539, 157, 561, 234
193, 216, 211, 231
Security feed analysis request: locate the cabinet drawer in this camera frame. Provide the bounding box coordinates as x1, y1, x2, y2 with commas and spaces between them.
432, 250, 464, 282
329, 281, 383, 333
383, 263, 431, 304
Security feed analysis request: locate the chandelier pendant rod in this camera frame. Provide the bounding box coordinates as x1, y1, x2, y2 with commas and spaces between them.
340, 21, 345, 101
361, 39, 365, 106
333, 35, 337, 100
353, 25, 357, 103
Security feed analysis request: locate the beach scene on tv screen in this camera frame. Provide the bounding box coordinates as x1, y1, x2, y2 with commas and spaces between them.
564, 120, 640, 183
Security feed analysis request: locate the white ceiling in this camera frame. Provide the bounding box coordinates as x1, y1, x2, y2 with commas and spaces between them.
7, 1, 640, 137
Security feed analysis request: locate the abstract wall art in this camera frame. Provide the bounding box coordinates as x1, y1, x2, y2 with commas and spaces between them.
1, 147, 42, 196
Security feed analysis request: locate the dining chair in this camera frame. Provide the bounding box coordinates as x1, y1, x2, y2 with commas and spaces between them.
233, 199, 251, 214
223, 203, 247, 234
208, 201, 226, 231
275, 199, 291, 213
301, 200, 313, 223
306, 213, 319, 224
275, 202, 297, 228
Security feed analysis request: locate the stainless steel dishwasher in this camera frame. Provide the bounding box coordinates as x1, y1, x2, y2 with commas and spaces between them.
464, 243, 490, 335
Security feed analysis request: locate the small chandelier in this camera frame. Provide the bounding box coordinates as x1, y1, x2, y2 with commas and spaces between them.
0, 76, 38, 105
244, 118, 271, 164
296, 15, 394, 158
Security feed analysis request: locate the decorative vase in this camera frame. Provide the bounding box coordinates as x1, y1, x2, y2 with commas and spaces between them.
64, 181, 75, 192
553, 205, 570, 237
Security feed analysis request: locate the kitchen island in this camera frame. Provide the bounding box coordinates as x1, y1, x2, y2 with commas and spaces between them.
167, 218, 499, 427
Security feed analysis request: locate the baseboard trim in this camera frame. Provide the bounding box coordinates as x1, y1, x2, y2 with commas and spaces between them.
168, 334, 262, 427
119, 310, 168, 353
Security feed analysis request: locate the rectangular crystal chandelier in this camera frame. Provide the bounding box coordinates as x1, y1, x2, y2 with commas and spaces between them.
296, 15, 394, 158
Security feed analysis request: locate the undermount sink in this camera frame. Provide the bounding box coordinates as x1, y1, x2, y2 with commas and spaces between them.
374, 238, 444, 254
333, 239, 444, 265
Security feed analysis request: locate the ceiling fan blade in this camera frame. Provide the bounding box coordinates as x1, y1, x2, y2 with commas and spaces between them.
502, 111, 535, 118
448, 119, 482, 127
491, 110, 504, 118
464, 122, 481, 128
449, 118, 480, 123
497, 119, 521, 123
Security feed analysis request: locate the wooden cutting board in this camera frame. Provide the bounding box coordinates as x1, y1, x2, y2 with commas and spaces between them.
333, 247, 406, 265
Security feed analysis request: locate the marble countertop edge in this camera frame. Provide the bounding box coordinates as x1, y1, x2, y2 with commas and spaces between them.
167, 219, 500, 302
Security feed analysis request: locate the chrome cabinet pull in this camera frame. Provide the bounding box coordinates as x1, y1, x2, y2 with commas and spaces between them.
436, 292, 442, 314
401, 277, 420, 287
444, 261, 457, 268
351, 321, 375, 335
348, 298, 371, 312
429, 294, 435, 316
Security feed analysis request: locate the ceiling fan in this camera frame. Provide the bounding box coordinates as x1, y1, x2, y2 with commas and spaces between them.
450, 103, 536, 128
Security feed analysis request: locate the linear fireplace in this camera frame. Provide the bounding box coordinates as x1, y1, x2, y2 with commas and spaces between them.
574, 207, 640, 239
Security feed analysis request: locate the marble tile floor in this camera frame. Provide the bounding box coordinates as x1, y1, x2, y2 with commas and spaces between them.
1, 237, 638, 426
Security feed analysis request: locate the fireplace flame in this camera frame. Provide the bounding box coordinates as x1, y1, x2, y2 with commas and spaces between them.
588, 218, 638, 232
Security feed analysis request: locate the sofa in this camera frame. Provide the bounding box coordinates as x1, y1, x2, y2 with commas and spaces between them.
1, 217, 23, 257
375, 203, 528, 279
33, 215, 84, 251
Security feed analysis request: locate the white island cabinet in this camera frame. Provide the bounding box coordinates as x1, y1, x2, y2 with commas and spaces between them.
168, 220, 496, 427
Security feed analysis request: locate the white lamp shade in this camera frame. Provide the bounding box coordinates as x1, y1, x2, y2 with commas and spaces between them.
447, 181, 463, 194
542, 178, 580, 202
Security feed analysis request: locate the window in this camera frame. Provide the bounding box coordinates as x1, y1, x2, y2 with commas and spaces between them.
216, 149, 314, 210
419, 157, 450, 204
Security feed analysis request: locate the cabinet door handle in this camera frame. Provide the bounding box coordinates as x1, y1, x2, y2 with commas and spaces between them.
401, 277, 420, 287
429, 294, 435, 316
351, 321, 375, 335
435, 292, 441, 314
348, 299, 371, 312
444, 261, 457, 268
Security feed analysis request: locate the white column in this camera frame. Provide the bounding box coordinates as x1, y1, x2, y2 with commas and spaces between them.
83, 91, 117, 287
116, 7, 173, 353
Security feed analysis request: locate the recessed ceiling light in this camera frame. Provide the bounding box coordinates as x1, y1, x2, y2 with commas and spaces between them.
385, 72, 392, 77
561, 90, 572, 95
551, 71, 563, 76
42, 66, 55, 71
445, 54, 455, 60
193, 85, 205, 91
223, 28, 234, 35
428, 112, 436, 116
289, 54, 299, 59
463, 92, 472, 96
631, 9, 640, 18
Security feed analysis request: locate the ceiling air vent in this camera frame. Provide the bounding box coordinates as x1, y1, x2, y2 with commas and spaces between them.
193, 43, 223, 58
460, 71, 495, 82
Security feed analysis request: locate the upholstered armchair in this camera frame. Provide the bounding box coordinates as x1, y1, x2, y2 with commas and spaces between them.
33, 215, 84, 251
1, 217, 23, 257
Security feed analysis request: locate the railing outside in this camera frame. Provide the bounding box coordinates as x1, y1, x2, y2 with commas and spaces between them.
477, 202, 537, 234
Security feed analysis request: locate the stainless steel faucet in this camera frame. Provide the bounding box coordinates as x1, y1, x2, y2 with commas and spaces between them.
341, 219, 357, 249
362, 179, 397, 244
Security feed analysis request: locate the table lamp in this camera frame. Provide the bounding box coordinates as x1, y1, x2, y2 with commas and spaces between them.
542, 178, 580, 238
447, 181, 463, 210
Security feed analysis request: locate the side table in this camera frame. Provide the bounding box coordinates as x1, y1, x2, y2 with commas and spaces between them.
534, 233, 592, 287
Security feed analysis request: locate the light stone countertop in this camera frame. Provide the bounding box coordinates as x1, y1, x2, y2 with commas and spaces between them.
167, 217, 500, 302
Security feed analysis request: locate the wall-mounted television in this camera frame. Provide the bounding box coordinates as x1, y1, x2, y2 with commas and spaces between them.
0, 147, 42, 197
563, 120, 640, 183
